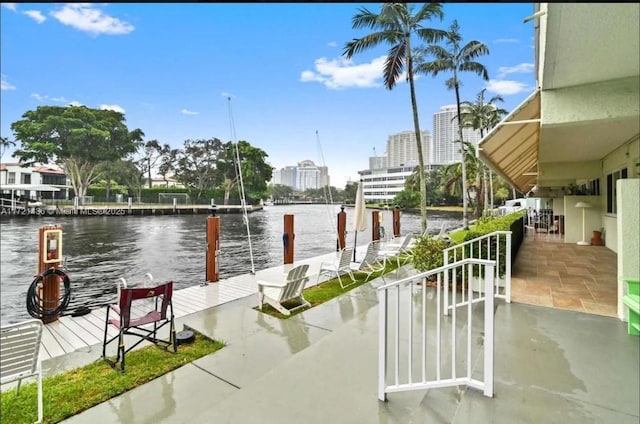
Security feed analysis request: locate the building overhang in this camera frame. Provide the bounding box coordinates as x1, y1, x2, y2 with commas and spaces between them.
0, 184, 61, 192
478, 89, 541, 194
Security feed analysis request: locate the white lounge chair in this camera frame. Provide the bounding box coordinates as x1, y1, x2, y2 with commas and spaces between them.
1, 319, 44, 424
379, 233, 415, 268
257, 264, 310, 316
316, 247, 356, 289
351, 241, 386, 282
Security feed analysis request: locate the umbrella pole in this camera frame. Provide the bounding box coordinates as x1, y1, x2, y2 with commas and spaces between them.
353, 232, 358, 262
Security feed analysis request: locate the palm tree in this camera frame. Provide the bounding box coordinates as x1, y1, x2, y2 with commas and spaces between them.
0, 136, 16, 160
343, 3, 446, 234
415, 19, 489, 229
459, 89, 508, 215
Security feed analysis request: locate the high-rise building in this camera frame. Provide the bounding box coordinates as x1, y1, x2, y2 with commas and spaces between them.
387, 130, 430, 168
272, 160, 329, 190
432, 105, 482, 165
369, 155, 387, 170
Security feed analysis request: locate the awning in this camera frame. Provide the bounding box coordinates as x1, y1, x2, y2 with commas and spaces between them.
478, 89, 540, 194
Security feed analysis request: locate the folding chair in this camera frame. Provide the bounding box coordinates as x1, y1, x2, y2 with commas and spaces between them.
102, 281, 177, 371
1, 319, 44, 424
316, 247, 356, 289
378, 233, 415, 268
350, 241, 387, 282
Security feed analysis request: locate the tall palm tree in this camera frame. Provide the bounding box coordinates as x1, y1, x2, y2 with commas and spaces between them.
415, 19, 489, 229
459, 89, 508, 215
0, 136, 16, 160
343, 3, 446, 234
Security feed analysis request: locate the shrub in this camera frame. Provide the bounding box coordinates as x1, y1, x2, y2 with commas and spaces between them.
411, 235, 450, 273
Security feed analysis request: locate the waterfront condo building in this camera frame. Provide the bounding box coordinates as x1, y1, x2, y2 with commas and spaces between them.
432, 105, 483, 165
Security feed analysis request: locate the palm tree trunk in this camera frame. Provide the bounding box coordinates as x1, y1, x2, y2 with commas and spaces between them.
489, 170, 494, 211
407, 56, 428, 234
454, 82, 468, 229
482, 168, 488, 216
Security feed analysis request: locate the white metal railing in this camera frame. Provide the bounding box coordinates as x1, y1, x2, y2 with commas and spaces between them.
443, 231, 511, 315
377, 258, 495, 401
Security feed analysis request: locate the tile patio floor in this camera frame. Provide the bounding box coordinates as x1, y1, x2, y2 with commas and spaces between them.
511, 232, 619, 317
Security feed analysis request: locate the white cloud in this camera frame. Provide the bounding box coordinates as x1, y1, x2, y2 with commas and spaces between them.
181, 108, 199, 115
497, 63, 534, 78
221, 92, 235, 98
493, 38, 519, 44
99, 104, 125, 113
51, 4, 134, 36
327, 41, 337, 47
301, 56, 390, 90
1, 3, 17, 11
30, 93, 78, 104
1, 74, 16, 90
23, 10, 46, 23
485, 80, 531, 96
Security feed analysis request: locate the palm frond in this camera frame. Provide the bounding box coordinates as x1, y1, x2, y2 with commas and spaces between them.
343, 32, 387, 58
351, 8, 381, 30
384, 43, 406, 89
459, 61, 489, 81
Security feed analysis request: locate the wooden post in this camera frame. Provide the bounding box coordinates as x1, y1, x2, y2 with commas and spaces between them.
206, 207, 220, 282
372, 210, 380, 242
38, 225, 63, 324
393, 206, 401, 237
337, 206, 346, 250
284, 214, 294, 264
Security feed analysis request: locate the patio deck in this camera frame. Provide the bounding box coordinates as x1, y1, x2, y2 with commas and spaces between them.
512, 233, 619, 317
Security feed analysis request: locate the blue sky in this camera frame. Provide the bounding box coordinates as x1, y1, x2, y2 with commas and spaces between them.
1, 2, 536, 188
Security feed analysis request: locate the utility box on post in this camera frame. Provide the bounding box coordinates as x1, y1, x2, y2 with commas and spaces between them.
38, 225, 63, 323
206, 207, 220, 282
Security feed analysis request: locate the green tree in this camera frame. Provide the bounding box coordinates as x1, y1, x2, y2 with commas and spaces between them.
343, 181, 358, 204
11, 105, 144, 199
166, 138, 224, 199
415, 19, 489, 229
138, 140, 173, 188
269, 183, 294, 203
217, 140, 273, 205
459, 89, 508, 214
393, 189, 420, 208
343, 3, 446, 234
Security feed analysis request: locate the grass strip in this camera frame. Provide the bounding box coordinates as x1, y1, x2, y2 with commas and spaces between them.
255, 253, 409, 319
0, 330, 223, 424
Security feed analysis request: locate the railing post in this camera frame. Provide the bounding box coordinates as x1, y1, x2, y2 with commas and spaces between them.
484, 263, 495, 397
506, 232, 512, 303
378, 289, 388, 402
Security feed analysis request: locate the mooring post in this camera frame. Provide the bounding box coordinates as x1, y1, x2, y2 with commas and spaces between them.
283, 214, 294, 264
372, 210, 381, 242
393, 206, 401, 237
206, 205, 220, 282
337, 205, 346, 251
38, 225, 63, 323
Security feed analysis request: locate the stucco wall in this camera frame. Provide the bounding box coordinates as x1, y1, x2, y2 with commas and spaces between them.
563, 195, 602, 244
617, 178, 640, 320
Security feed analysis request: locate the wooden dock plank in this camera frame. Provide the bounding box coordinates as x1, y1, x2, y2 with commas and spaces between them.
38, 251, 349, 360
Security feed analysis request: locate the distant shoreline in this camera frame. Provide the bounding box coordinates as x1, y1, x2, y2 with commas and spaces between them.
0, 204, 262, 218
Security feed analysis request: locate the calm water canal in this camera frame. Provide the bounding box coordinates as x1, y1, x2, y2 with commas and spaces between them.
0, 205, 461, 324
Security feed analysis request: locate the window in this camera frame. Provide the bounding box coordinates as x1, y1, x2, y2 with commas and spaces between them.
20, 173, 31, 184
7, 172, 15, 184
606, 167, 627, 214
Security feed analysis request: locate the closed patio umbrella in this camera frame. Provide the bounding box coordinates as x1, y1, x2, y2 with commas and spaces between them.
352, 180, 367, 261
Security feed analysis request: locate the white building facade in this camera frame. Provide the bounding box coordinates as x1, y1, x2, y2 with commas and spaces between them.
358, 165, 417, 204
272, 160, 329, 190
387, 130, 430, 168
432, 105, 482, 165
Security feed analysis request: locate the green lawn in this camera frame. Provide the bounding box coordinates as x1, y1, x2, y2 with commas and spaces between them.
0, 330, 223, 424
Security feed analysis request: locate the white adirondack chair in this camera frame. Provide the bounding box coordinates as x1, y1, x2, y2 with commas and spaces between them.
257, 264, 310, 316
1, 319, 44, 424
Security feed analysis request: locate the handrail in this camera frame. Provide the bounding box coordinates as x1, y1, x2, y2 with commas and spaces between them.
443, 230, 511, 252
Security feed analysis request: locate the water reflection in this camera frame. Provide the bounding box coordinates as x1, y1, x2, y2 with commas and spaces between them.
0, 205, 461, 324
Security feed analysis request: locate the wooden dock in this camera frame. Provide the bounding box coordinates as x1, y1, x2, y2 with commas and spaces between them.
38, 250, 348, 360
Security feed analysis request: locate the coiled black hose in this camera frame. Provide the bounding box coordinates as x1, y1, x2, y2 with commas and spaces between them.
26, 268, 71, 319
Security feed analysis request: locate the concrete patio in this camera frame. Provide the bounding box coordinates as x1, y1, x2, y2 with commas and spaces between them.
52, 264, 639, 424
